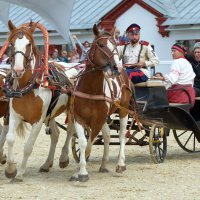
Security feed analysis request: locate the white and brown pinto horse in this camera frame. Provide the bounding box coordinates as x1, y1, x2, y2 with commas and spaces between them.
4, 20, 76, 181
71, 25, 131, 182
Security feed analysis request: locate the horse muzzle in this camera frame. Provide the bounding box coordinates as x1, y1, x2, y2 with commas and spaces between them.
103, 64, 119, 78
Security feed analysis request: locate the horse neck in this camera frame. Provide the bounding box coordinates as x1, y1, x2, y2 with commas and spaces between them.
77, 64, 105, 94
17, 70, 33, 89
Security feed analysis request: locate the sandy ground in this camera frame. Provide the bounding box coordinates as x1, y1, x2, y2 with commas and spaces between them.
0, 115, 200, 200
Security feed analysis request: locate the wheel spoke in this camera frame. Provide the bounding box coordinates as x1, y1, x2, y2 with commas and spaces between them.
177, 130, 187, 138
183, 132, 193, 147
173, 130, 200, 153
158, 147, 163, 159
149, 125, 167, 163
193, 135, 196, 152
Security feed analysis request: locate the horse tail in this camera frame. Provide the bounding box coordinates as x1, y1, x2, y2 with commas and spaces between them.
16, 121, 28, 138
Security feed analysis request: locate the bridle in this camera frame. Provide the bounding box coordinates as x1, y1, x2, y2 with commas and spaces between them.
10, 45, 34, 72
87, 34, 119, 72
9, 30, 34, 74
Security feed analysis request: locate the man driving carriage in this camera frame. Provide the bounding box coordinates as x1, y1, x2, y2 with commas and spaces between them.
117, 23, 159, 83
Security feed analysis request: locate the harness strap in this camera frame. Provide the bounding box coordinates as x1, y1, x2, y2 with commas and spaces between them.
137, 44, 143, 63
72, 90, 116, 103
122, 44, 127, 65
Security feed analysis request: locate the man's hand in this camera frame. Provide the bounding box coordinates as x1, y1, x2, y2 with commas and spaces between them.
72, 35, 77, 40
136, 62, 146, 68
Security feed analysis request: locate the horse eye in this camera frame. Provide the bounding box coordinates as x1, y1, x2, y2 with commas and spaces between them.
99, 43, 105, 48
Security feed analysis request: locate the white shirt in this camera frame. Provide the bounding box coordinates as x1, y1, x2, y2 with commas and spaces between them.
118, 41, 159, 78
164, 58, 195, 86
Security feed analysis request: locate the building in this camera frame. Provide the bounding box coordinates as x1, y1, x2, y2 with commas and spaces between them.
1, 0, 200, 73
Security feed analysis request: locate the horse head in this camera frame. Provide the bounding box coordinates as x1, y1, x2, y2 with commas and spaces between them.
88, 24, 121, 78
8, 20, 38, 79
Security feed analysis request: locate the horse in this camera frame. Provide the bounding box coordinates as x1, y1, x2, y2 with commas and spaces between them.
70, 25, 132, 182
3, 20, 77, 182
0, 70, 9, 165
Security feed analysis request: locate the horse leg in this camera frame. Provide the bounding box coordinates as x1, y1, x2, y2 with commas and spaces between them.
13, 120, 44, 182
0, 123, 2, 133
0, 124, 8, 165
59, 121, 75, 168
5, 111, 21, 179
39, 119, 59, 172
99, 122, 110, 173
69, 121, 89, 182
116, 115, 128, 173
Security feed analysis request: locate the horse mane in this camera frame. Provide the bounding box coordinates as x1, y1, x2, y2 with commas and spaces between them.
8, 25, 40, 57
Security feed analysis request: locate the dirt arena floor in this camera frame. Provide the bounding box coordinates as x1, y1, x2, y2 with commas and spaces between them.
0, 114, 200, 200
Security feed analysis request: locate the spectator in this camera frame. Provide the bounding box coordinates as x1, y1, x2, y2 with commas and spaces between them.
69, 50, 80, 63
186, 42, 200, 96
49, 51, 60, 61
114, 29, 128, 46
0, 54, 9, 64
72, 35, 90, 63
58, 50, 69, 63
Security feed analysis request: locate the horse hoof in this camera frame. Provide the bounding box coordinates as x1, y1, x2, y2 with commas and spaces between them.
116, 165, 126, 173
39, 167, 49, 173
78, 174, 89, 182
69, 176, 79, 182
11, 177, 23, 183
99, 167, 109, 173
1, 160, 6, 165
69, 174, 89, 182
5, 169, 17, 179
59, 160, 69, 169
0, 155, 6, 165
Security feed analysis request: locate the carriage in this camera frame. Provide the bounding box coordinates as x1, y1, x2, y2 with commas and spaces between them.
71, 79, 200, 164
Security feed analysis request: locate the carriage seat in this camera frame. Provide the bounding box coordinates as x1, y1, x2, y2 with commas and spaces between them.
195, 97, 200, 100
134, 80, 164, 87
169, 102, 191, 112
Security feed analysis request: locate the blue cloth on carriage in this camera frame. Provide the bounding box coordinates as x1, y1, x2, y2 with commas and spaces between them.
126, 68, 148, 84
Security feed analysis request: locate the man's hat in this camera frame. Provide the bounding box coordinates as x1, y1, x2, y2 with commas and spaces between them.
171, 43, 186, 53
126, 23, 141, 34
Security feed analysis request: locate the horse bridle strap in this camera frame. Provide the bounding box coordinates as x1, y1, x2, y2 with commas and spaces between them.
87, 36, 118, 67
11, 50, 33, 68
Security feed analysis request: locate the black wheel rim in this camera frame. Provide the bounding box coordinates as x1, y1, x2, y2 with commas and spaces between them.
173, 130, 200, 153
149, 126, 167, 163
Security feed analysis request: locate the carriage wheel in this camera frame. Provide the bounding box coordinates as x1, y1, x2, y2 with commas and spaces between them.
71, 131, 90, 163
173, 130, 200, 153
149, 125, 167, 164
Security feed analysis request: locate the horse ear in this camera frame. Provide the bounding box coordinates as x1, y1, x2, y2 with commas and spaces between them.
93, 24, 99, 36
29, 21, 37, 33
8, 20, 16, 31
110, 26, 116, 36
